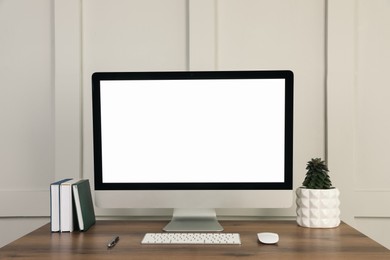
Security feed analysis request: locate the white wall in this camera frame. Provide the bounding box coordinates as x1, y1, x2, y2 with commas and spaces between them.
327, 0, 390, 249
0, 0, 53, 247
1, 0, 389, 249
80, 0, 325, 218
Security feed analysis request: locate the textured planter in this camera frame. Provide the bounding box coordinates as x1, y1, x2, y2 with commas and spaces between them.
296, 187, 340, 228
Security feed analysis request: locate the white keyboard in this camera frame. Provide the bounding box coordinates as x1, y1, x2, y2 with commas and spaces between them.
141, 232, 241, 245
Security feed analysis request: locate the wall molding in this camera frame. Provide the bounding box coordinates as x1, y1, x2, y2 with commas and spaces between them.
54, 0, 83, 181
188, 0, 217, 70
354, 191, 390, 217
0, 191, 49, 217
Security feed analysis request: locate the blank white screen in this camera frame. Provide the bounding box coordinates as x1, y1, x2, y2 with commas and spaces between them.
100, 79, 285, 183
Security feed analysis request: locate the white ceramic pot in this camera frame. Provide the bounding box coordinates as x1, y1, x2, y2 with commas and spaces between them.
296, 187, 340, 228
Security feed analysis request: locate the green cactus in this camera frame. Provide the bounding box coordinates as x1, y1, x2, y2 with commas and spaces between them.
302, 158, 333, 189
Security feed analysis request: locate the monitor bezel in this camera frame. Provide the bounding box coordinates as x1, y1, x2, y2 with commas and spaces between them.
92, 70, 293, 191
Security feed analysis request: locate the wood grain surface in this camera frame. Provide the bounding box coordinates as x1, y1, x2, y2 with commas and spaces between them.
1, 220, 389, 259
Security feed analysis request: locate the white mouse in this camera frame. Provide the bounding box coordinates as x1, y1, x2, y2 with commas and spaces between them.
257, 232, 279, 244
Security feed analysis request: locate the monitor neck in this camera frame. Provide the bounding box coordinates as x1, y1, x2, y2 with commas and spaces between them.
163, 208, 223, 232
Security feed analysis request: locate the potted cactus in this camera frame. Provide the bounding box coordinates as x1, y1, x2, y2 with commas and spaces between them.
296, 158, 340, 228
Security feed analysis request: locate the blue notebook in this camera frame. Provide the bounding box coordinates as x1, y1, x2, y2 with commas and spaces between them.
72, 179, 96, 231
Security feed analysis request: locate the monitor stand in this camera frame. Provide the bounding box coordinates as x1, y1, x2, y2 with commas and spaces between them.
163, 208, 224, 232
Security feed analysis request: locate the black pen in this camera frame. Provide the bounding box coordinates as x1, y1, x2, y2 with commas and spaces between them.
107, 235, 120, 249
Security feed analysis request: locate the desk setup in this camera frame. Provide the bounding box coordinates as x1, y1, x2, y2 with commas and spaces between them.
1, 220, 389, 259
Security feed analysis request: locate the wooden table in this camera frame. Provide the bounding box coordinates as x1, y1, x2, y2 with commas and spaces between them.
1, 220, 389, 259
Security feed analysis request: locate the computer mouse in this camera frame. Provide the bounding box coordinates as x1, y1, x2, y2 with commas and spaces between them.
257, 232, 279, 244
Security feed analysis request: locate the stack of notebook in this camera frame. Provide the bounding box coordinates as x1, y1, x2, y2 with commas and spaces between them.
50, 179, 96, 232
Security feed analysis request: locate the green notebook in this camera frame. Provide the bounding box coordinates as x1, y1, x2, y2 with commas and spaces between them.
72, 179, 96, 231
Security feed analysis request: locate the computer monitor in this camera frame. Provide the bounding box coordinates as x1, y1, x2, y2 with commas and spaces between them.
92, 70, 293, 232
